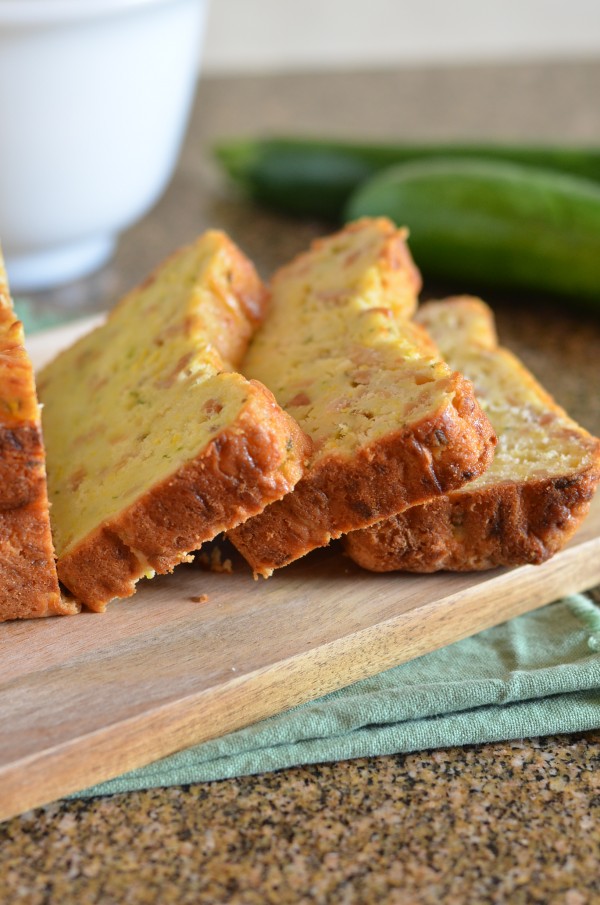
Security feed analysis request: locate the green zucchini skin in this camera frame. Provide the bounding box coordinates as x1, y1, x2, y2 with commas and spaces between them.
345, 158, 600, 308
215, 137, 600, 219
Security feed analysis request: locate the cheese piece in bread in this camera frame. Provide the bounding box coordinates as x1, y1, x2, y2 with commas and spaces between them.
345, 297, 600, 572
229, 220, 496, 576
38, 232, 311, 610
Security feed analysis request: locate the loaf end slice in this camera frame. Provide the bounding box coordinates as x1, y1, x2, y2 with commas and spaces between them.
38, 232, 311, 610
0, 254, 75, 620
229, 222, 496, 576
345, 297, 600, 572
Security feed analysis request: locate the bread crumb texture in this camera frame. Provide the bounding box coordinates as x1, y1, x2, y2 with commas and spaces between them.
345, 296, 600, 571
0, 254, 73, 621
38, 232, 311, 610
229, 220, 495, 576
189, 594, 209, 604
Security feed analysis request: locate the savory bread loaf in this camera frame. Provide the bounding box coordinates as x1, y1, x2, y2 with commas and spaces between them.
229, 220, 496, 576
0, 254, 74, 620
38, 231, 311, 610
345, 297, 600, 572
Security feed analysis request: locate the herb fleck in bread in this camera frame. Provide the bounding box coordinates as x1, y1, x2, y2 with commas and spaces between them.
38, 232, 311, 610
229, 220, 496, 576
0, 254, 74, 620
345, 297, 600, 572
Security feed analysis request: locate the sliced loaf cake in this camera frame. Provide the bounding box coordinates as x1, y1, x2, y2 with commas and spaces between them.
229, 219, 496, 576
0, 254, 74, 620
38, 231, 311, 610
345, 297, 600, 572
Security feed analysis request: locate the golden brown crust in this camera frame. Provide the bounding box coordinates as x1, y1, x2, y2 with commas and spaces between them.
344, 296, 600, 573
58, 382, 311, 610
0, 424, 77, 619
0, 260, 68, 621
344, 465, 600, 572
228, 372, 496, 575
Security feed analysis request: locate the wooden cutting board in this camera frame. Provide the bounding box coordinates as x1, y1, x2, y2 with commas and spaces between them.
0, 319, 598, 823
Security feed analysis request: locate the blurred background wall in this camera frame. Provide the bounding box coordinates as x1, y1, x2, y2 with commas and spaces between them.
202, 0, 599, 74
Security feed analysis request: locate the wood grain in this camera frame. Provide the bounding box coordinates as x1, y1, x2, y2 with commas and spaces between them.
0, 320, 596, 823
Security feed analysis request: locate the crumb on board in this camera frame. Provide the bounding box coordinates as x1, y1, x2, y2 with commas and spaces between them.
190, 594, 209, 604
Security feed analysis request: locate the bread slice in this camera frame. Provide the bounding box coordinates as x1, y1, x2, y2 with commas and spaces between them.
0, 254, 75, 620
228, 220, 496, 576
38, 231, 311, 610
345, 296, 600, 572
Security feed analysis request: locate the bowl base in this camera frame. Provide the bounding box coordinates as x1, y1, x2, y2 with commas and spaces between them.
5, 236, 115, 292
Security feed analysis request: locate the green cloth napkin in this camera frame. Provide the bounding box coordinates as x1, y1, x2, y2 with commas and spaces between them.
14, 298, 77, 334
72, 593, 600, 798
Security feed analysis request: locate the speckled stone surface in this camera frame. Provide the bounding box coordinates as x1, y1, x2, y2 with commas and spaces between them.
1, 734, 598, 904
9, 62, 600, 902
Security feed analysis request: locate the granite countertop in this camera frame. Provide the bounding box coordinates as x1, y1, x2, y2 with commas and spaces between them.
2, 63, 599, 904
2, 734, 599, 904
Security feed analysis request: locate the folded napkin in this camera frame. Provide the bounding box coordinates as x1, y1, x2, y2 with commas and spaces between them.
15, 297, 78, 334
72, 593, 600, 798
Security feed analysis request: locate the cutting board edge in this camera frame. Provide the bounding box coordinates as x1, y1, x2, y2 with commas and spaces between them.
1, 530, 598, 823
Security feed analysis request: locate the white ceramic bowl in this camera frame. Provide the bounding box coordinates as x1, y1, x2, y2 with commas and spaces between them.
0, 0, 208, 291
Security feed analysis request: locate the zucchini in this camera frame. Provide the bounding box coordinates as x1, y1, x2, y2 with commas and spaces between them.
345, 157, 600, 308
215, 136, 600, 220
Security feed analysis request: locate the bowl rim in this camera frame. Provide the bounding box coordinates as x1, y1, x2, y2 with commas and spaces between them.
0, 0, 196, 26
